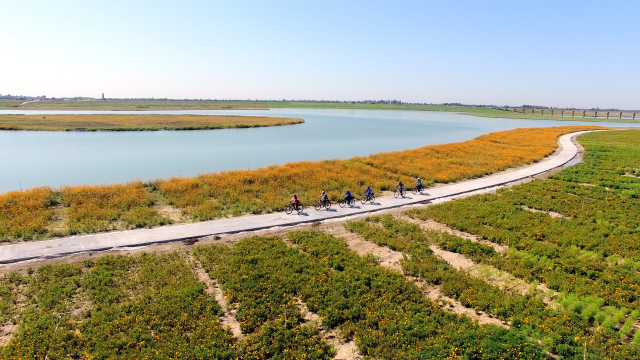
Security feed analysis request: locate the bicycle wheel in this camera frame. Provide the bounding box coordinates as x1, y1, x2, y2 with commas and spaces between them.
315, 202, 322, 211
370, 195, 375, 203
339, 199, 347, 208
394, 190, 400, 199
325, 201, 331, 210
285, 204, 293, 215
361, 196, 368, 205
296, 204, 304, 213
412, 188, 418, 195
348, 198, 355, 206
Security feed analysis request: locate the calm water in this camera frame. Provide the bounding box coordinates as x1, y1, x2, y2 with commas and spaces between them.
1, 108, 637, 193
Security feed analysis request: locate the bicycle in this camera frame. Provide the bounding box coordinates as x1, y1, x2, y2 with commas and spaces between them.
412, 184, 424, 195
315, 199, 332, 211
361, 194, 375, 205
394, 188, 404, 198
285, 203, 304, 214
339, 197, 356, 208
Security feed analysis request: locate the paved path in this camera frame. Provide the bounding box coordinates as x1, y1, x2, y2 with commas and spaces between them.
0, 131, 595, 264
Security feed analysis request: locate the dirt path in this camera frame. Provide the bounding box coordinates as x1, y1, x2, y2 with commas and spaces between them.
322, 226, 508, 328
521, 206, 571, 219
396, 215, 557, 301
324, 226, 404, 272
295, 297, 363, 360
189, 253, 244, 339
398, 214, 508, 253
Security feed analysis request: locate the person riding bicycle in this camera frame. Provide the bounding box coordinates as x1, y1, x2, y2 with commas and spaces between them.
396, 181, 405, 196
290, 194, 301, 210
416, 177, 423, 192
344, 190, 354, 202
320, 190, 330, 205
364, 186, 374, 200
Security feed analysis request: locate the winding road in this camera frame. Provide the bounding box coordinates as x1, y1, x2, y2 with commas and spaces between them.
0, 130, 596, 264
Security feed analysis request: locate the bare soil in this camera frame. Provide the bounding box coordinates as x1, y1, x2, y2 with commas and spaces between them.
295, 297, 363, 359
521, 205, 571, 219
398, 215, 508, 253
154, 200, 185, 224
47, 204, 69, 234
188, 254, 243, 339
0, 321, 18, 346
323, 226, 403, 272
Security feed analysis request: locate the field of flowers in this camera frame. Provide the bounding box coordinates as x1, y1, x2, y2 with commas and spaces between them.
0, 187, 55, 241
399, 129, 640, 358
0, 126, 599, 242
346, 215, 640, 358
61, 183, 171, 234
3, 233, 546, 359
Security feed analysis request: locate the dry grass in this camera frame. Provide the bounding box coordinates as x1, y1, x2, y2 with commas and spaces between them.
0, 114, 304, 131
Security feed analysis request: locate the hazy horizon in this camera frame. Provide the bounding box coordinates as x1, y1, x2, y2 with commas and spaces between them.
1, 1, 638, 109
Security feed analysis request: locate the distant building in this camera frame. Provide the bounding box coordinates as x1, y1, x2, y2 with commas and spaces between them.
102, 93, 105, 100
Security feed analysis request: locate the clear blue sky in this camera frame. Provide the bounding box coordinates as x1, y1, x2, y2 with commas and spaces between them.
1, 1, 638, 109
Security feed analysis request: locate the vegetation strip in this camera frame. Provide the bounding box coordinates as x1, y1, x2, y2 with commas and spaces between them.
0, 126, 600, 243
2, 99, 637, 122
0, 114, 304, 131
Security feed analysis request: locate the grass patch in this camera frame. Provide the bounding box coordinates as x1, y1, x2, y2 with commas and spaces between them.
0, 114, 303, 131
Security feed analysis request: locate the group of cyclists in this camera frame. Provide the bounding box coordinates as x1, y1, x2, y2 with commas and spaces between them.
288, 177, 424, 211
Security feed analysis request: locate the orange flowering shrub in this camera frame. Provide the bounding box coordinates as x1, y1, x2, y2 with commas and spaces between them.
0, 187, 54, 241
159, 159, 410, 220
359, 126, 601, 181
61, 182, 170, 234
159, 126, 601, 220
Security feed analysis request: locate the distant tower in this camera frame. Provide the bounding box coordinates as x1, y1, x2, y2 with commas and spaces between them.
101, 93, 105, 100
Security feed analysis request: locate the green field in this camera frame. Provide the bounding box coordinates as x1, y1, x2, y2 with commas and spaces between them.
2, 130, 640, 358
2, 99, 637, 122
0, 114, 303, 131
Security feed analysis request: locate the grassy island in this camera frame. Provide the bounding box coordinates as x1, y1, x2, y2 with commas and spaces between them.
0, 114, 304, 131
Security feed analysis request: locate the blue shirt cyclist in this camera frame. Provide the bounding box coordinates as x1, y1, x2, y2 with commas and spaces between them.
364, 186, 373, 197
344, 190, 353, 200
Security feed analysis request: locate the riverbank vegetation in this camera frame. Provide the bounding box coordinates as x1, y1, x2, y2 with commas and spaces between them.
2, 99, 636, 122
0, 114, 304, 131
0, 126, 599, 242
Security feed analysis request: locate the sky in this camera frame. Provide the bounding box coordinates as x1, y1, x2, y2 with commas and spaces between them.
1, 1, 638, 109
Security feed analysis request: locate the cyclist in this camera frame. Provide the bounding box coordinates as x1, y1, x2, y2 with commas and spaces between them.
320, 190, 330, 205
396, 181, 405, 197
344, 190, 354, 202
416, 177, 423, 192
364, 186, 374, 201
290, 194, 301, 210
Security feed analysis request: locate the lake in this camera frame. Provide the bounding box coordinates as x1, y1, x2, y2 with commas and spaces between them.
0, 108, 637, 193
